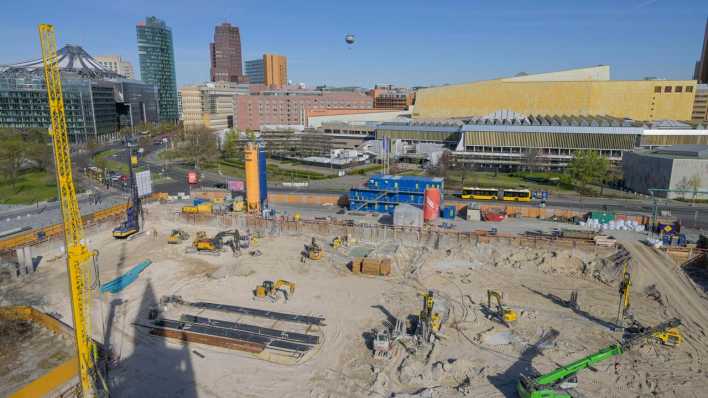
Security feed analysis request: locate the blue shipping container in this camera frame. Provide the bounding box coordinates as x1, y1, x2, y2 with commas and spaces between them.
441, 205, 456, 219
367, 174, 444, 193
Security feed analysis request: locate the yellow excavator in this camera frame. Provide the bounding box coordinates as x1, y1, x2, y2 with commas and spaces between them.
417, 290, 445, 343
306, 237, 323, 260
167, 229, 189, 244
190, 230, 239, 255
616, 263, 683, 346
487, 290, 517, 325
331, 236, 347, 249
254, 279, 296, 302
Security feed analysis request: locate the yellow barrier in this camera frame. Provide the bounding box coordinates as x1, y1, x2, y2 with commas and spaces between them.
1, 306, 79, 398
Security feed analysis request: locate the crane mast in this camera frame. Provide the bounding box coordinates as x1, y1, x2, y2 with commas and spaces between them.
39, 23, 96, 396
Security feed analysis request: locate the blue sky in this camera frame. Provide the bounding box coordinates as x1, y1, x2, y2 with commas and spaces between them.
1, 0, 706, 87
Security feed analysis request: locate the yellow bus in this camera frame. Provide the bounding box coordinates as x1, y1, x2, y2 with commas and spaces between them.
461, 187, 499, 200
501, 189, 532, 202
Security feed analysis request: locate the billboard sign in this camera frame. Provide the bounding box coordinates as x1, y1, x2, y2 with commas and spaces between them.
135, 170, 153, 197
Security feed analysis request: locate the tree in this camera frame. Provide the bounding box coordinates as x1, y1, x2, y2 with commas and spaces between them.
687, 174, 702, 204
566, 150, 609, 195
525, 148, 540, 172
0, 136, 28, 188
222, 130, 238, 160
178, 128, 219, 169
674, 176, 691, 200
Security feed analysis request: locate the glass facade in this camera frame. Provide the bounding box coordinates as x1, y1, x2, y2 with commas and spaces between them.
137, 16, 178, 122
0, 74, 95, 142
245, 59, 264, 84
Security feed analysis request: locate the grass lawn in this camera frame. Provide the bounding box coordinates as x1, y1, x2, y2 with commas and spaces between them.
0, 171, 58, 204
444, 170, 574, 193
94, 149, 129, 174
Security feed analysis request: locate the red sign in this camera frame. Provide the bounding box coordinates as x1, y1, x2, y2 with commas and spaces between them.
187, 171, 198, 185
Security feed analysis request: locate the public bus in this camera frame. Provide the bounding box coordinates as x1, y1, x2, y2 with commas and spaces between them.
501, 189, 532, 202
461, 187, 499, 200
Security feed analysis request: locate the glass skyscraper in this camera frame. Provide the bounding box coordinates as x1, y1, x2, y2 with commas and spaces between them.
137, 16, 178, 122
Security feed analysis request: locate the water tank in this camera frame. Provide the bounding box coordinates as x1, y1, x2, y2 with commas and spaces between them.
244, 143, 260, 212
258, 145, 268, 208
423, 188, 441, 222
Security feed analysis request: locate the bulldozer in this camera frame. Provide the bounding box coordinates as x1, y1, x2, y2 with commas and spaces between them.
167, 229, 190, 244
487, 290, 517, 326
254, 279, 295, 303
306, 237, 323, 260
189, 230, 239, 255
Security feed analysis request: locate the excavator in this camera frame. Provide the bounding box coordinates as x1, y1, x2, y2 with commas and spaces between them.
417, 290, 445, 343
254, 279, 296, 302
517, 318, 682, 398
614, 264, 682, 346
189, 230, 239, 255
167, 229, 189, 244
112, 148, 142, 239
331, 236, 347, 249
306, 237, 323, 260
487, 290, 518, 326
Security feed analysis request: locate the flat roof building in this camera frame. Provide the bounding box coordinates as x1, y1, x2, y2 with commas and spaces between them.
414, 66, 696, 121
234, 89, 372, 130
623, 145, 708, 199
95, 55, 134, 79
179, 82, 248, 130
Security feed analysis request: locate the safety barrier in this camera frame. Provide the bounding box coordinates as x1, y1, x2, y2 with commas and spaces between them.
0, 192, 164, 253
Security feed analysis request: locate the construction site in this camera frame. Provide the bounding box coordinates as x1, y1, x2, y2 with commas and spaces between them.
2, 24, 708, 398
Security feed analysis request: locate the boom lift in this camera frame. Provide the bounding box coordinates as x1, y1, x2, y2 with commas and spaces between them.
39, 23, 101, 396
112, 149, 141, 238
487, 290, 518, 326
517, 318, 682, 398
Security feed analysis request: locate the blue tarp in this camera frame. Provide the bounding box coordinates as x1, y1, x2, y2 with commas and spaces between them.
100, 260, 152, 294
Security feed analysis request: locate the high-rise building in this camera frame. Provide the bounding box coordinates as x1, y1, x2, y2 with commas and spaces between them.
695, 18, 708, 84
210, 23, 245, 83
245, 58, 264, 84
95, 55, 135, 79
137, 16, 178, 121
263, 54, 287, 88
245, 54, 287, 87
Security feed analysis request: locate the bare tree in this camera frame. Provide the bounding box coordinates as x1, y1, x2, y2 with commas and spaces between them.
674, 176, 691, 200
688, 174, 703, 205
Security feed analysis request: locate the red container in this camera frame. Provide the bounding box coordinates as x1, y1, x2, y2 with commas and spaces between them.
187, 171, 198, 185
423, 188, 441, 222
483, 211, 505, 222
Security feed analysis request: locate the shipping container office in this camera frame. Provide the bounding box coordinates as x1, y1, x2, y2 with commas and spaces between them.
366, 175, 444, 193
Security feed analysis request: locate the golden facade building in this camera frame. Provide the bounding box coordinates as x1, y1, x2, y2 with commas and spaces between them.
414, 66, 696, 121
263, 54, 287, 88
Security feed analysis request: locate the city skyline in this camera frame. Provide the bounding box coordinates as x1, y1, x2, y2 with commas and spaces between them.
0, 0, 707, 88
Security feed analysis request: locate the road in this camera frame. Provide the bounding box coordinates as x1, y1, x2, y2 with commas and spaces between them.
2, 145, 706, 235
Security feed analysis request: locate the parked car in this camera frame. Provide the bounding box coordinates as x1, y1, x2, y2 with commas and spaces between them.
214, 183, 227, 189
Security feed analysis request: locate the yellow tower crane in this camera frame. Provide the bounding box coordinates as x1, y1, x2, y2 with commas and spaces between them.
39, 23, 98, 396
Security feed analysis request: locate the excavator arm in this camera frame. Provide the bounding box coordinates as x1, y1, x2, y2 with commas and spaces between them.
517, 318, 682, 398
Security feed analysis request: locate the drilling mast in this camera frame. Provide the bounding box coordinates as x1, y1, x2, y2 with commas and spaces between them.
39, 23, 96, 396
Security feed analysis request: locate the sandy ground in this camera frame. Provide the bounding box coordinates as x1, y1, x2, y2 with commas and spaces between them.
1, 202, 707, 398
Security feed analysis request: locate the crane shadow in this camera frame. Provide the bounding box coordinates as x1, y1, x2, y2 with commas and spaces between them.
487, 329, 559, 397
523, 285, 617, 330
107, 281, 197, 397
